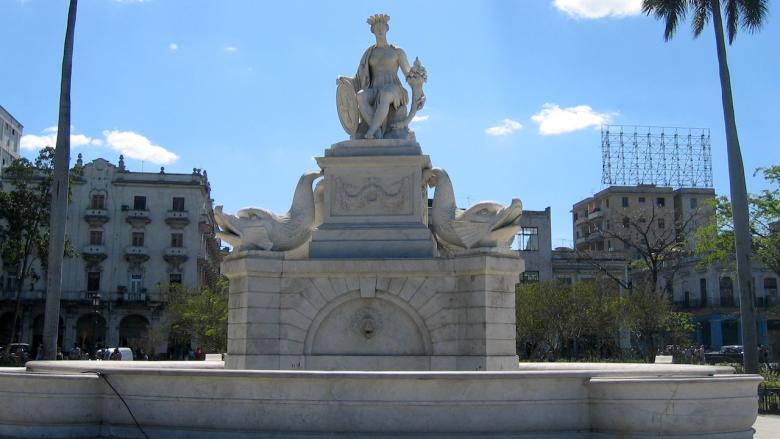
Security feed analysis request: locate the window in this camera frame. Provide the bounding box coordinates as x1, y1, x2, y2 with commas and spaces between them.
700, 278, 708, 306
521, 271, 540, 283
607, 239, 612, 251
89, 230, 103, 245
766, 277, 778, 296
690, 198, 698, 209
133, 196, 147, 210
172, 197, 185, 212
656, 197, 666, 207
557, 277, 573, 285
132, 232, 144, 247
720, 276, 734, 307
621, 197, 629, 208
87, 271, 101, 292
517, 227, 539, 251
573, 212, 578, 221
90, 194, 105, 209
605, 199, 609, 208
638, 197, 646, 203
4, 272, 18, 293
606, 220, 611, 230
658, 218, 665, 229
171, 233, 184, 247
130, 274, 143, 294
622, 217, 630, 228
169, 273, 182, 284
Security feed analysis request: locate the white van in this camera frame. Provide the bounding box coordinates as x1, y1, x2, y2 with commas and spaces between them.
99, 347, 134, 361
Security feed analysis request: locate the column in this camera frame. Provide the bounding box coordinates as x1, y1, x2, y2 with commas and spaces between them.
710, 316, 723, 349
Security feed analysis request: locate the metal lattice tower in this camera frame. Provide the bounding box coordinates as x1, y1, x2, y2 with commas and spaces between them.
601, 125, 713, 188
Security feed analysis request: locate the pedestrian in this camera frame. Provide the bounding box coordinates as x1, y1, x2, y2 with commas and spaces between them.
110, 347, 121, 361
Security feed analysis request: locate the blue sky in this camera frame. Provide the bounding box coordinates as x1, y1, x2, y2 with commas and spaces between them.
2, 0, 778, 248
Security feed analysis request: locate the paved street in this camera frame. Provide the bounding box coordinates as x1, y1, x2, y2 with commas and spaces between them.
754, 415, 780, 439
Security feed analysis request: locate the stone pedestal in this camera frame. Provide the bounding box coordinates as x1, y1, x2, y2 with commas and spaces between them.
309, 139, 436, 259
222, 250, 523, 370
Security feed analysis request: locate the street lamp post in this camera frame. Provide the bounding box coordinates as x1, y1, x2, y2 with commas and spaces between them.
91, 293, 100, 359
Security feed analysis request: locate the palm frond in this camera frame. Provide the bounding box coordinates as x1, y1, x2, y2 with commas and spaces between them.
643, 0, 690, 41
725, 0, 741, 43
737, 0, 769, 34
692, 0, 711, 37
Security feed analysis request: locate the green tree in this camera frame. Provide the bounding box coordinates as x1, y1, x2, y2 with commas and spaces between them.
623, 280, 695, 362
696, 167, 780, 277
43, 0, 78, 360
166, 279, 228, 354
0, 149, 57, 348
642, 0, 768, 373
516, 279, 626, 360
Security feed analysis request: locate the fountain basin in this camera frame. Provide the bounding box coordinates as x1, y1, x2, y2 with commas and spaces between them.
0, 361, 761, 438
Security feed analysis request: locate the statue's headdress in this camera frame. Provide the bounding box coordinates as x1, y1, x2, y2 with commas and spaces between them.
367, 14, 390, 29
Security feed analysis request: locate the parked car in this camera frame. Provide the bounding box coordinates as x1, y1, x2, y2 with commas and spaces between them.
704, 345, 744, 364
97, 347, 134, 361
0, 343, 32, 366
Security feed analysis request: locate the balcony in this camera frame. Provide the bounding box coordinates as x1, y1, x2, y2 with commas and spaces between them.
83, 208, 109, 226
164, 247, 189, 265
124, 246, 150, 265
586, 230, 603, 242
121, 291, 147, 303
82, 245, 107, 264
588, 208, 604, 220
718, 296, 737, 308
125, 209, 151, 227
165, 210, 190, 229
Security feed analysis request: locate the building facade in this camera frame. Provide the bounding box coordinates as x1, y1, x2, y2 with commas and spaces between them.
669, 257, 779, 359
571, 184, 779, 358
515, 207, 553, 282
571, 185, 715, 255
0, 155, 222, 357
0, 105, 22, 174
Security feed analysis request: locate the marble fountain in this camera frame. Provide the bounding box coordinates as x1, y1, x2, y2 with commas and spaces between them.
0, 14, 761, 439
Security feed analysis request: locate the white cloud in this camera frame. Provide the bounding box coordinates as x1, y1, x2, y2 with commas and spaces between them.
485, 119, 523, 136
553, 0, 642, 19
20, 126, 101, 151
531, 103, 614, 135
103, 130, 179, 164
411, 115, 430, 124
168, 43, 178, 51
225, 46, 238, 53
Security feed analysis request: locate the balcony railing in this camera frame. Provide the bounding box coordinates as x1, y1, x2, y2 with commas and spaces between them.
719, 296, 736, 308
125, 209, 151, 226
123, 292, 147, 302
165, 210, 190, 228
84, 208, 109, 226
164, 247, 189, 263
125, 246, 150, 264
82, 245, 107, 263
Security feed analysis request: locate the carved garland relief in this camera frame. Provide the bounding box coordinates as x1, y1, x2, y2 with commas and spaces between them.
332, 175, 412, 216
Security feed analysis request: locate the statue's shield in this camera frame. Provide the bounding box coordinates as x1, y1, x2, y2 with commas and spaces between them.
336, 79, 359, 136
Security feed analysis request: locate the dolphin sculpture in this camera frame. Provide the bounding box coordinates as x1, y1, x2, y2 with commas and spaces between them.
215, 171, 322, 251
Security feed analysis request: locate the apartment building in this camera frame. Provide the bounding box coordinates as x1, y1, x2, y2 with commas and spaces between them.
0, 105, 22, 173
572, 185, 715, 254
0, 155, 222, 357
571, 185, 779, 357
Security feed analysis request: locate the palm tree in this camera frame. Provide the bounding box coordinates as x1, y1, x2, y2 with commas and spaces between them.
642, 0, 768, 373
42, 0, 78, 360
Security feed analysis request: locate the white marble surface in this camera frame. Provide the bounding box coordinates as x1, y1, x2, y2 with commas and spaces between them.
222, 252, 523, 370
0, 361, 762, 438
